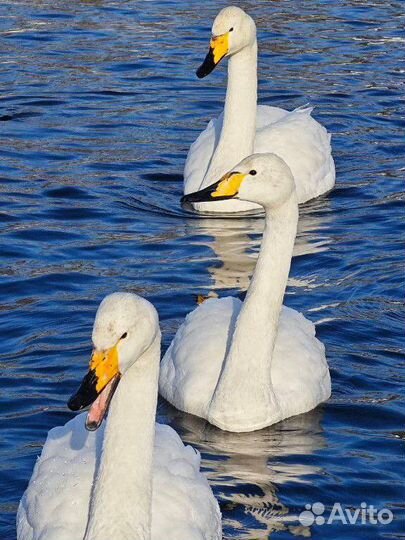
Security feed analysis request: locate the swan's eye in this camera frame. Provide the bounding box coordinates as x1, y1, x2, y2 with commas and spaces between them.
249, 170, 257, 176
120, 332, 128, 340
229, 27, 234, 32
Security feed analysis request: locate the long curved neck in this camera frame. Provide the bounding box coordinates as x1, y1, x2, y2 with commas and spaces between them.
85, 335, 161, 540
208, 196, 298, 431
202, 41, 258, 188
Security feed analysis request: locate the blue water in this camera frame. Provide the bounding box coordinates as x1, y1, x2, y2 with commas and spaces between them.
1, 1, 404, 538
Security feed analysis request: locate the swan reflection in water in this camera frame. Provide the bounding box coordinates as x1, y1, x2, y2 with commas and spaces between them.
160, 402, 327, 539
123, 182, 331, 293
183, 196, 332, 292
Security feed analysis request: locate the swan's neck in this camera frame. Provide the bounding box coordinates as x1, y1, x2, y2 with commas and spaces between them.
208, 196, 298, 431
85, 335, 160, 540
202, 42, 258, 188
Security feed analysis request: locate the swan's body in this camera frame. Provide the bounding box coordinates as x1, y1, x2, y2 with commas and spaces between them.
160, 299, 329, 430
17, 293, 221, 540
17, 415, 220, 540
161, 154, 331, 432
185, 105, 335, 213
184, 6, 335, 213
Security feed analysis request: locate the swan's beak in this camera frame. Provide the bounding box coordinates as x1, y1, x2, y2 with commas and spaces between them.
196, 33, 229, 78
182, 171, 246, 203
68, 345, 121, 431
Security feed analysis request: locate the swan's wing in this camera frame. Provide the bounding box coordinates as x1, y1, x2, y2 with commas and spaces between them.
17, 414, 221, 540
254, 105, 335, 203
152, 423, 221, 540
184, 106, 283, 196
184, 105, 334, 203
256, 104, 290, 127
159, 297, 240, 419
184, 115, 223, 194
17, 413, 101, 540
272, 306, 331, 419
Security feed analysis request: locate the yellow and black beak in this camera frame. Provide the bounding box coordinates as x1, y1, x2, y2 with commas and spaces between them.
182, 171, 247, 203
196, 33, 230, 78
68, 345, 121, 431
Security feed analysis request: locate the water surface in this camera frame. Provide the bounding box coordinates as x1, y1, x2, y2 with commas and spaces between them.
1, 1, 404, 539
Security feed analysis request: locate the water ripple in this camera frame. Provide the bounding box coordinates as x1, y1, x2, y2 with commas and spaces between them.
0, 1, 404, 539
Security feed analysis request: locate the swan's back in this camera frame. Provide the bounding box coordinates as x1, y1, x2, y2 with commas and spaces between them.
184, 105, 335, 204
184, 106, 285, 195
184, 116, 223, 195
159, 296, 240, 419
271, 306, 331, 419
255, 105, 335, 202
17, 414, 221, 540
152, 423, 221, 539
17, 414, 101, 540
160, 298, 331, 424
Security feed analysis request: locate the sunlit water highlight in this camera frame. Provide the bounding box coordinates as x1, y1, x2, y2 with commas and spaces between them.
0, 1, 404, 539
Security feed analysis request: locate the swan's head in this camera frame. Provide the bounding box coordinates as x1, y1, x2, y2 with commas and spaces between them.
197, 6, 256, 78
182, 153, 296, 209
68, 292, 159, 431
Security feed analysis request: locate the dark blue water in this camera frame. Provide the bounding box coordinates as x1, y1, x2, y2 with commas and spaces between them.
1, 1, 404, 538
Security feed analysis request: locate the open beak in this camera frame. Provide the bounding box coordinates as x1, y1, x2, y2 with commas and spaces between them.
182, 171, 247, 203
196, 32, 229, 78
68, 345, 121, 431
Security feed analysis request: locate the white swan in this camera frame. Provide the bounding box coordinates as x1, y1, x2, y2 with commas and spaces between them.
160, 153, 331, 432
17, 293, 222, 540
184, 6, 335, 213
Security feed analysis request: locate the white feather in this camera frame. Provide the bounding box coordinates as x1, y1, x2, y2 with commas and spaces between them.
160, 299, 330, 424
185, 105, 335, 212
17, 415, 221, 540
